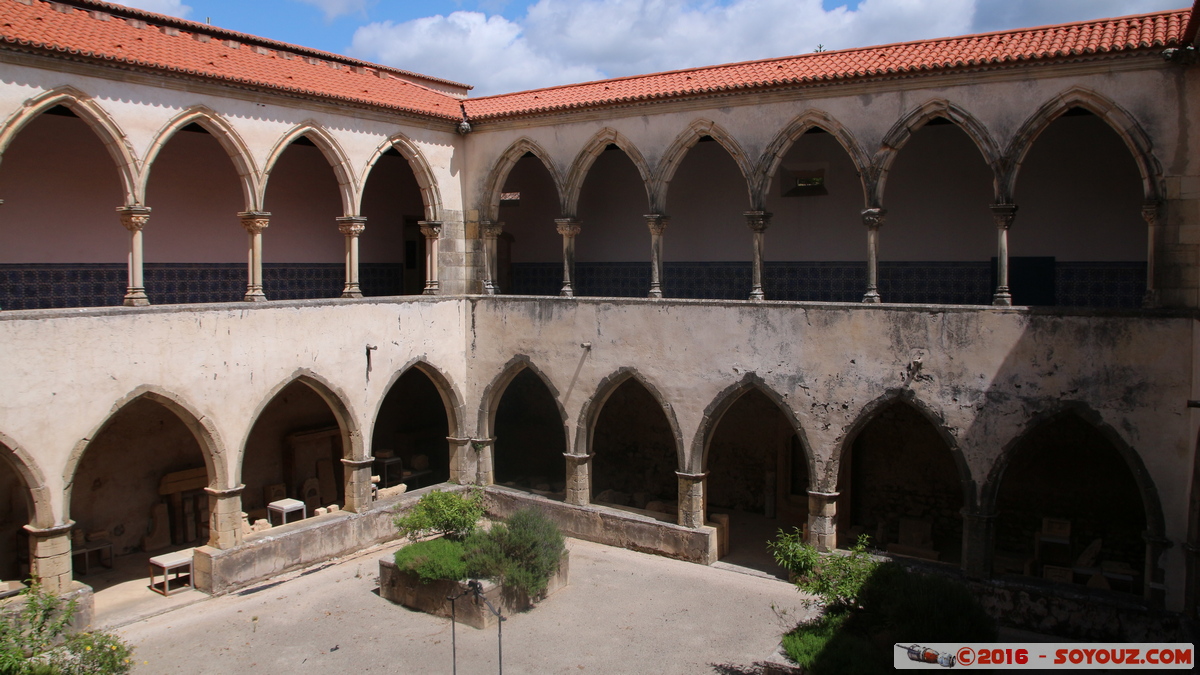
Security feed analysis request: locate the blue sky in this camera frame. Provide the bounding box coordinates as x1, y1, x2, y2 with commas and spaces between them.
124, 0, 1187, 95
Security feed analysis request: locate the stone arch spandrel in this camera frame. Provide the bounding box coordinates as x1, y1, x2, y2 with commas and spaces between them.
61, 386, 231, 515
651, 119, 754, 214
574, 367, 685, 469
480, 138, 565, 222
0, 86, 139, 206
358, 132, 443, 221
371, 357, 467, 441
140, 106, 261, 211
831, 389, 977, 509
238, 369, 365, 483
873, 99, 1003, 207
979, 403, 1165, 538
693, 373, 816, 483
564, 129, 652, 218
477, 355, 569, 442
0, 431, 54, 529
262, 123, 358, 217
753, 110, 872, 210
1003, 87, 1163, 204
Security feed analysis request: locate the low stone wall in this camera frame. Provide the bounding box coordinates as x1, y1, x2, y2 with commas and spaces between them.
484, 486, 718, 564
0, 582, 93, 632
379, 549, 569, 629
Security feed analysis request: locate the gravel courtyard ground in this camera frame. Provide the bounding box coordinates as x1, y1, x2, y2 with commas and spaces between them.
115, 538, 812, 674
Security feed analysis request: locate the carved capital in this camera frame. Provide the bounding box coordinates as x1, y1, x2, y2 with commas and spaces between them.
861, 207, 886, 229
418, 220, 443, 239
481, 220, 504, 239
238, 211, 270, 234
117, 205, 151, 232
555, 218, 581, 237
989, 203, 1018, 230
744, 210, 771, 233
337, 216, 366, 237
645, 214, 670, 236
1142, 202, 1160, 227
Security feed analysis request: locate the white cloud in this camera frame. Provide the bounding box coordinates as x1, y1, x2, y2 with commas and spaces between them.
349, 0, 1180, 96
118, 0, 192, 19
291, 0, 374, 21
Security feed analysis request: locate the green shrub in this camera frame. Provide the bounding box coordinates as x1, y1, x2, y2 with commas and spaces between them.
393, 489, 484, 541
481, 508, 565, 598
0, 582, 133, 675
782, 610, 884, 675
768, 530, 879, 609
393, 538, 467, 584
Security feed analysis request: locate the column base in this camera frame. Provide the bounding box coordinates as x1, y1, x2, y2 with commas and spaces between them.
1142, 289, 1158, 308
862, 290, 881, 304
423, 280, 441, 295
340, 285, 363, 299
560, 284, 575, 298
123, 288, 150, 307
749, 287, 765, 301
482, 281, 497, 296
648, 285, 663, 299
243, 288, 267, 302
992, 290, 1012, 307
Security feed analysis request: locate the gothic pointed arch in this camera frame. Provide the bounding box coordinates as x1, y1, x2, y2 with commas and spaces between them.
0, 86, 139, 205
693, 373, 814, 480
140, 106, 261, 211
1003, 87, 1163, 204
754, 110, 872, 210
873, 99, 1002, 206
478, 355, 568, 439
574, 367, 684, 469
241, 369, 364, 468
261, 122, 357, 217
563, 129, 652, 218
0, 430, 53, 529
651, 119, 754, 213
372, 357, 466, 440
480, 137, 565, 222
358, 131, 443, 221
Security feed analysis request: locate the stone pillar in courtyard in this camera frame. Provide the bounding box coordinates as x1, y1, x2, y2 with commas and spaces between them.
341, 457, 374, 513
861, 208, 885, 303
205, 485, 245, 549
447, 436, 473, 484
960, 509, 996, 578
481, 220, 503, 295
419, 221, 443, 294
807, 491, 838, 551
472, 438, 495, 485
676, 471, 706, 528
556, 218, 581, 297
1143, 532, 1170, 606
564, 453, 592, 506
337, 216, 366, 298
118, 205, 151, 307
1142, 203, 1159, 307
25, 522, 74, 594
645, 214, 669, 298
745, 210, 771, 300
239, 211, 270, 302
990, 204, 1017, 306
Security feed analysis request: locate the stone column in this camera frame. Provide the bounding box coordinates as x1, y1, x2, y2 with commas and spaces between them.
807, 491, 839, 551
745, 211, 771, 300
861, 208, 886, 303
676, 471, 706, 528
960, 509, 996, 579
991, 204, 1017, 306
24, 522, 73, 594
419, 221, 443, 295
1184, 540, 1199, 618
646, 214, 669, 298
239, 211, 270, 302
118, 206, 152, 307
481, 221, 503, 295
447, 436, 472, 484
564, 454, 593, 506
1143, 203, 1159, 307
472, 438, 495, 486
556, 219, 582, 297
1143, 532, 1171, 606
336, 216, 366, 299
340, 457, 375, 513
205, 485, 245, 549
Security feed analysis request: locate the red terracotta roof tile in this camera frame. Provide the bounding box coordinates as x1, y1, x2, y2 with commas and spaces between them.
0, 0, 466, 121
463, 8, 1191, 120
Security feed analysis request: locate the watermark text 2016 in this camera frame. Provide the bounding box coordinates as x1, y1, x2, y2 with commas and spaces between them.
894, 643, 1194, 669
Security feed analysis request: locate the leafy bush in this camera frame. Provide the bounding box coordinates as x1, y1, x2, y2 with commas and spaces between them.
393, 538, 468, 584
465, 508, 564, 597
0, 582, 133, 675
393, 489, 484, 541
769, 530, 879, 609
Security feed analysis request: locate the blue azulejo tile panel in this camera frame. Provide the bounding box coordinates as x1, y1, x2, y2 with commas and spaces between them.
146, 263, 245, 304
575, 262, 652, 298
1056, 262, 1146, 308
763, 262, 866, 302
360, 263, 405, 297
664, 262, 753, 299
263, 263, 343, 300
510, 263, 562, 296
0, 263, 125, 309
878, 261, 994, 305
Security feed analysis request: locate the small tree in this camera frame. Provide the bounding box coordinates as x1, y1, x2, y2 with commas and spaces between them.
768, 530, 879, 609
0, 581, 134, 675
393, 489, 485, 541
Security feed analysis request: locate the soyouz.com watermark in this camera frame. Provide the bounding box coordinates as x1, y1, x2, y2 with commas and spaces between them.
894, 643, 1194, 669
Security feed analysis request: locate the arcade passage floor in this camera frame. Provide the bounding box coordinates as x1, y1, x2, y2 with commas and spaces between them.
116, 538, 810, 674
